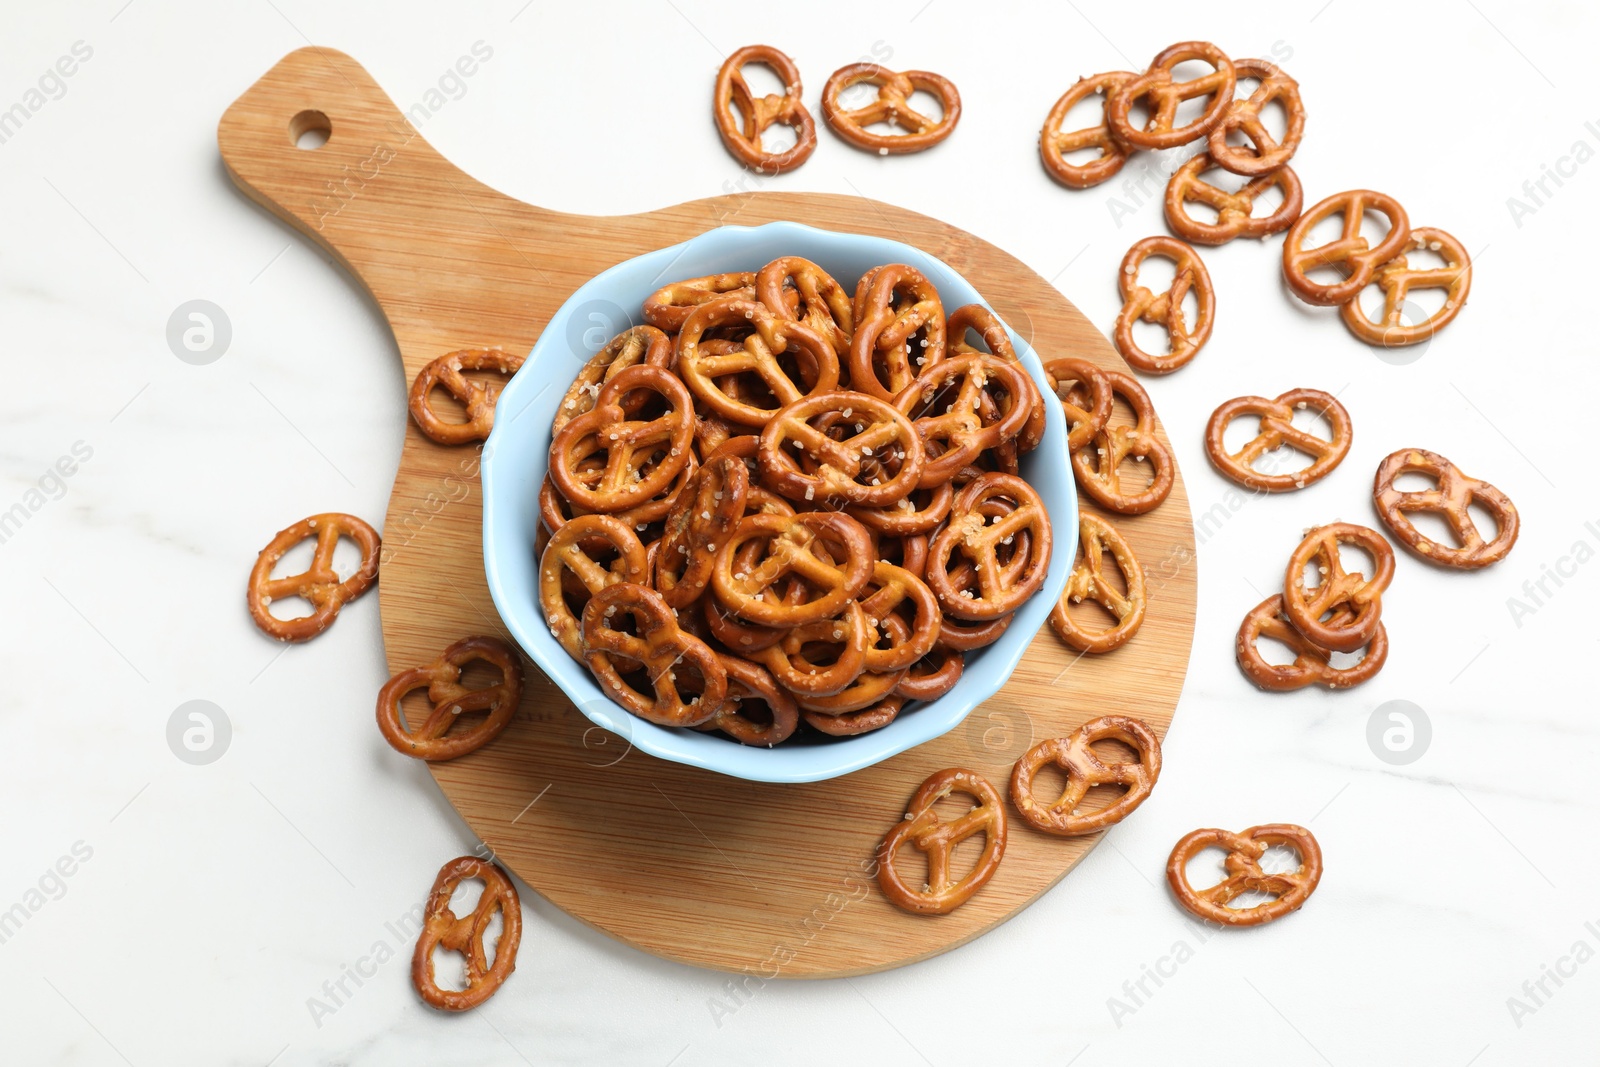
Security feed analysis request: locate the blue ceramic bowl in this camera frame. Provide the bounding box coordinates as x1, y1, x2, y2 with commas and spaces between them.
482, 221, 1076, 783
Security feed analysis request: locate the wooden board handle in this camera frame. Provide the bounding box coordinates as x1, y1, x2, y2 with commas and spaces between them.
218, 46, 575, 353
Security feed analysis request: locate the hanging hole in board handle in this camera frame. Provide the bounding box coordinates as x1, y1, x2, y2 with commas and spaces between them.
290, 109, 331, 150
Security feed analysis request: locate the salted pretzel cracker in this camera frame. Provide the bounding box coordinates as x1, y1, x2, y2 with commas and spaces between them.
408, 348, 524, 445
1011, 715, 1162, 835
1167, 824, 1322, 927
1206, 58, 1305, 175
1340, 228, 1472, 347
894, 354, 1035, 485
757, 391, 925, 506
247, 512, 380, 643
940, 495, 1038, 598
752, 601, 871, 697
847, 482, 952, 537
539, 514, 650, 660
822, 64, 961, 154
548, 364, 696, 513
411, 856, 522, 1011
1236, 594, 1388, 691
712, 511, 873, 626
1165, 152, 1304, 245
946, 303, 1015, 360
676, 297, 841, 427
643, 272, 755, 331
1204, 388, 1352, 492
1040, 72, 1136, 189
1282, 190, 1411, 306
874, 528, 929, 581
553, 326, 671, 433
858, 562, 941, 672
1071, 370, 1174, 514
704, 592, 785, 653
1049, 513, 1146, 654
877, 767, 1007, 915
851, 264, 947, 400
755, 256, 854, 355
377, 635, 524, 761
1283, 522, 1395, 653
713, 45, 816, 175
696, 654, 799, 747
654, 455, 749, 607
793, 653, 904, 713
804, 695, 902, 736
896, 647, 963, 700
581, 583, 727, 727
539, 452, 697, 535
927, 473, 1052, 621
1373, 448, 1518, 569
1043, 357, 1113, 451
945, 304, 1045, 453
1113, 236, 1215, 374
937, 610, 1012, 652
1107, 41, 1236, 150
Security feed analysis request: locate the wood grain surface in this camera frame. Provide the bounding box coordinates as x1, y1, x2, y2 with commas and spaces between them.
219, 47, 1197, 978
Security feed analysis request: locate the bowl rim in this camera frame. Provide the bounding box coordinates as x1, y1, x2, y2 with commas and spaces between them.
481, 219, 1076, 783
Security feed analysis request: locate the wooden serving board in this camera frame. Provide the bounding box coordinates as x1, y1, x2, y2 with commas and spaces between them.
220, 48, 1197, 978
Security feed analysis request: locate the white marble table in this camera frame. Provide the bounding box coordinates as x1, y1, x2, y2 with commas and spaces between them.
2, 2, 1593, 1063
